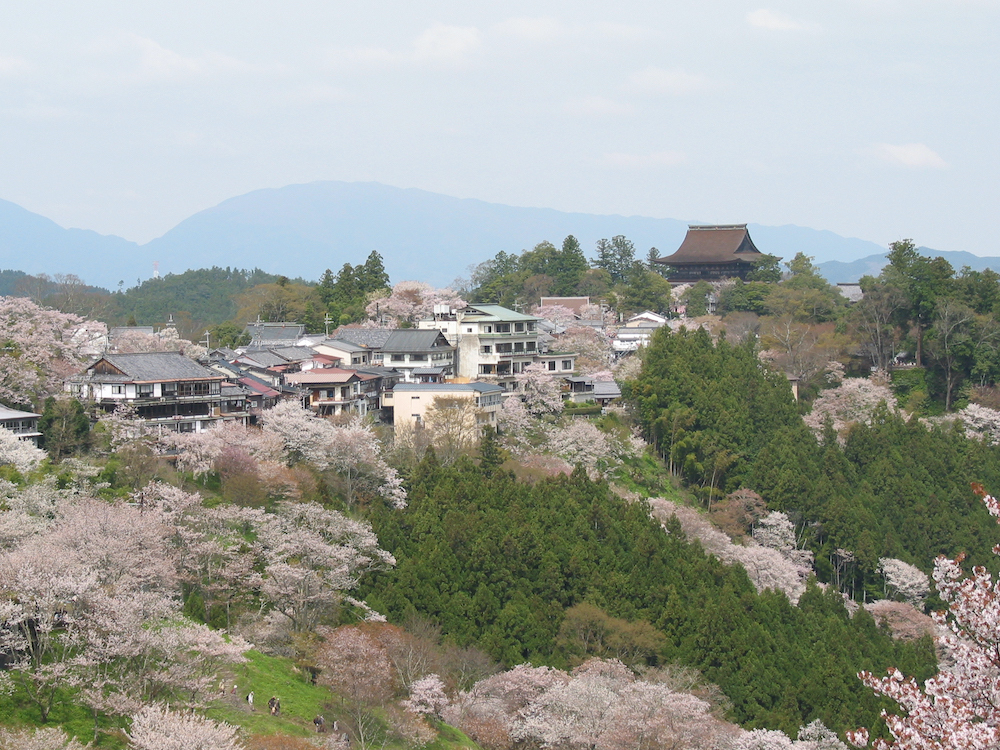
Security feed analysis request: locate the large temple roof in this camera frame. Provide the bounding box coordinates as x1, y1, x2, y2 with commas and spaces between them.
655, 224, 763, 266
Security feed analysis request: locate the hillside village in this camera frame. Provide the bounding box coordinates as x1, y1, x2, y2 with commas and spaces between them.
4, 225, 1000, 749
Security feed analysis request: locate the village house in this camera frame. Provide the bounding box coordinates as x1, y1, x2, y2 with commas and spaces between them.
0, 404, 42, 446
386, 382, 504, 428
65, 351, 232, 432
612, 311, 669, 353
320, 329, 455, 382
311, 338, 371, 367
285, 368, 373, 417
562, 376, 623, 406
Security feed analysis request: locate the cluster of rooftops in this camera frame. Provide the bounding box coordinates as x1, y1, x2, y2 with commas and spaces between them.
52, 302, 621, 436
5, 225, 782, 443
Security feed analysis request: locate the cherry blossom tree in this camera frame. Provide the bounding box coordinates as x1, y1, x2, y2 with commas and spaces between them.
849, 484, 1000, 749
127, 704, 245, 750
532, 304, 578, 325
545, 420, 630, 478
514, 363, 564, 417
803, 375, 900, 442
403, 674, 449, 718
315, 624, 399, 750
253, 501, 395, 632
0, 296, 97, 407
0, 427, 46, 474
878, 558, 930, 608
448, 658, 734, 750
0, 726, 90, 750
0, 493, 249, 725
735, 723, 848, 749
496, 396, 534, 456
952, 403, 1000, 445
753, 511, 797, 552
262, 403, 406, 508
649, 498, 811, 603
552, 326, 613, 374
365, 281, 466, 325
111, 327, 205, 359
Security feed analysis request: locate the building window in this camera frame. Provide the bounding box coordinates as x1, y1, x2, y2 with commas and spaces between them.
515, 322, 524, 332
514, 342, 524, 352
111, 384, 125, 395
466, 327, 473, 333
496, 323, 510, 333
485, 326, 492, 333
527, 322, 536, 332
548, 361, 556, 371
411, 354, 427, 361
481, 346, 492, 354
391, 354, 405, 362
527, 342, 536, 352
137, 384, 154, 397
562, 360, 573, 370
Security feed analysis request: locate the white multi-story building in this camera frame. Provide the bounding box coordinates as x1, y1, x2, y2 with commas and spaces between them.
419, 304, 576, 387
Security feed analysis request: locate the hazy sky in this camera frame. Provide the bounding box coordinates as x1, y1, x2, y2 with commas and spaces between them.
0, 1, 996, 255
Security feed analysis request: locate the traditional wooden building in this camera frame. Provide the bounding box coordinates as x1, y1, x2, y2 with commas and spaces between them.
654, 224, 771, 282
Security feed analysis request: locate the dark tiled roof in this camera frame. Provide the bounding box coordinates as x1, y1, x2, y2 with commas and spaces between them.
593, 381, 622, 398
655, 224, 763, 265
236, 351, 289, 368
383, 330, 452, 353
333, 328, 394, 349
244, 322, 305, 342
267, 346, 317, 362
90, 352, 219, 382
0, 405, 40, 420
323, 339, 369, 353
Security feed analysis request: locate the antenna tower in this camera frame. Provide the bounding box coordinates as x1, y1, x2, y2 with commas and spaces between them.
152, 261, 160, 279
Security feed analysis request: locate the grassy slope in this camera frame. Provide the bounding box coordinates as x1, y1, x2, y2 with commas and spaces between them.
2, 650, 479, 749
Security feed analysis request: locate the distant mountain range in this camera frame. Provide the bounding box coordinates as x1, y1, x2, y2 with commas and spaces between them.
816, 250, 1000, 284
1, 180, 997, 289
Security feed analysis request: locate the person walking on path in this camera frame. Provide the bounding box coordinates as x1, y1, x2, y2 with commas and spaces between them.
247, 691, 255, 711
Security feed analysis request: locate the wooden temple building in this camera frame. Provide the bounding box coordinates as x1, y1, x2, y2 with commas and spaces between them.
654, 224, 771, 282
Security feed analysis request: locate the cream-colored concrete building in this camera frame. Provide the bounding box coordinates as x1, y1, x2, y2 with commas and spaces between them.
386, 382, 504, 428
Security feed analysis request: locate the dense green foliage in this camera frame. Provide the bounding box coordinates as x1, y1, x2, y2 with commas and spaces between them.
363, 456, 936, 736
111, 267, 290, 331
626, 326, 1000, 595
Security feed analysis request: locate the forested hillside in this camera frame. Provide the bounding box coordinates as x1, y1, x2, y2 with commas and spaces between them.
626, 325, 1000, 596
362, 455, 936, 736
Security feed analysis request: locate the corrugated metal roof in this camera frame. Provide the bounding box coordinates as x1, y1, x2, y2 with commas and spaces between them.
462, 304, 539, 322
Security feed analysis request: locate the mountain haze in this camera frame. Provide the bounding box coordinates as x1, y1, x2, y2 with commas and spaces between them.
0, 199, 137, 289
0, 180, 976, 289
816, 249, 1000, 283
